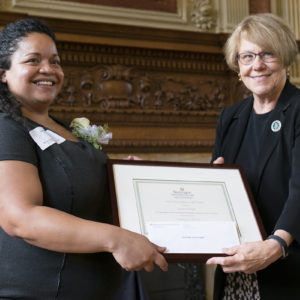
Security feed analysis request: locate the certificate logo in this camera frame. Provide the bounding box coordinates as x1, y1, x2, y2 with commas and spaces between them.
172, 187, 194, 200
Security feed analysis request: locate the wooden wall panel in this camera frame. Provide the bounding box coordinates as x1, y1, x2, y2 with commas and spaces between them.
52, 0, 178, 13
0, 12, 249, 154
249, 0, 271, 14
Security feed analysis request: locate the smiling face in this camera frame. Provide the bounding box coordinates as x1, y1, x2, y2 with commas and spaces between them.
238, 39, 287, 103
1, 32, 64, 113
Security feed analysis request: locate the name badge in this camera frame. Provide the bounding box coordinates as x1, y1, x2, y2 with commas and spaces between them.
29, 127, 66, 150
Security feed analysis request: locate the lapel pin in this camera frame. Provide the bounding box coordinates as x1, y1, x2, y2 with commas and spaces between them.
271, 120, 281, 132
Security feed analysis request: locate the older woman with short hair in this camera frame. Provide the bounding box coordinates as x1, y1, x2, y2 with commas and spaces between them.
207, 13, 300, 299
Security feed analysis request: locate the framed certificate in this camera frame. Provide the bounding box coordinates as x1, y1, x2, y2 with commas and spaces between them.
107, 159, 266, 262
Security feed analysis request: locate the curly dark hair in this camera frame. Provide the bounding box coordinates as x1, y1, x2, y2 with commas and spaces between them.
0, 18, 57, 121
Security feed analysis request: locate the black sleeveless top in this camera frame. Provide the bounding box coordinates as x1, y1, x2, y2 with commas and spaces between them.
0, 113, 121, 300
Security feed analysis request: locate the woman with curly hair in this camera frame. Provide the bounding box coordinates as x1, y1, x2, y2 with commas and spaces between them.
0, 18, 167, 300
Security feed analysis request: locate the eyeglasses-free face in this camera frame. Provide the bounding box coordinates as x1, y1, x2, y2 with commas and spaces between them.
237, 51, 278, 65
2, 32, 64, 112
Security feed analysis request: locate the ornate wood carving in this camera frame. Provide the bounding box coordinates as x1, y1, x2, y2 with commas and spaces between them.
190, 0, 216, 31
0, 12, 247, 154
51, 41, 245, 153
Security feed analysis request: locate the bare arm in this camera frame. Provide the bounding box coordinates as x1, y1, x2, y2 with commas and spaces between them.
0, 161, 168, 272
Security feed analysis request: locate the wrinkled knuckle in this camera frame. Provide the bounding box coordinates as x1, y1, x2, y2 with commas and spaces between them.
223, 258, 232, 266
221, 260, 227, 267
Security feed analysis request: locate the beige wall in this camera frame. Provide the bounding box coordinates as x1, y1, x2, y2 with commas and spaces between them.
1, 0, 248, 33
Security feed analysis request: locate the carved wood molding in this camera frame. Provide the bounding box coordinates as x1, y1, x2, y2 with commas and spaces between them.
0, 12, 228, 51
103, 139, 215, 153
58, 42, 227, 73
0, 12, 247, 153
53, 61, 228, 114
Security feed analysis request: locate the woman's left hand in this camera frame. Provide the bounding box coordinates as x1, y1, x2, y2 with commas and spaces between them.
206, 239, 282, 274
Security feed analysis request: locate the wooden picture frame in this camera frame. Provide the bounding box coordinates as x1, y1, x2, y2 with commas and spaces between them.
107, 159, 266, 262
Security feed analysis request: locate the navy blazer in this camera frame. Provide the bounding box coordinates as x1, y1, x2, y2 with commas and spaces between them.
212, 80, 300, 243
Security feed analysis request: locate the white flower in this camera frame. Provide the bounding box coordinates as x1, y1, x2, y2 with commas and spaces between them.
98, 132, 112, 144
70, 117, 112, 150
70, 117, 90, 129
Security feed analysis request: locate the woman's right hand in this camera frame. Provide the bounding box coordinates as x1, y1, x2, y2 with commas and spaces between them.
111, 228, 168, 272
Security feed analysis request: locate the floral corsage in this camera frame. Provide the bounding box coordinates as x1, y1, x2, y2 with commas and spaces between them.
70, 117, 112, 150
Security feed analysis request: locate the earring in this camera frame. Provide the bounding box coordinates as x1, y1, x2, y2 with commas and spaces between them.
287, 69, 290, 79
238, 73, 242, 81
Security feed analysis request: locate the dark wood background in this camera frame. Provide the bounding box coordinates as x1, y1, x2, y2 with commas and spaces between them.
0, 11, 251, 154
52, 0, 178, 13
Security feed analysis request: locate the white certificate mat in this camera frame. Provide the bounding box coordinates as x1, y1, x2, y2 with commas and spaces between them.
147, 221, 240, 253
107, 160, 266, 262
